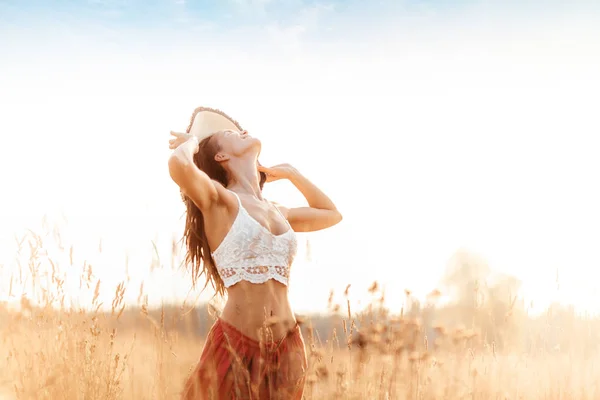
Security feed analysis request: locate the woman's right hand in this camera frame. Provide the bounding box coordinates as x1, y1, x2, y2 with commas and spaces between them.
169, 131, 194, 150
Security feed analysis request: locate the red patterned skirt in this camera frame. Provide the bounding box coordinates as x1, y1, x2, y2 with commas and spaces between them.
181, 318, 308, 400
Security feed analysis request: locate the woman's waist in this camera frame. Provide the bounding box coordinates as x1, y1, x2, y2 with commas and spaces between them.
220, 285, 296, 340
223, 282, 293, 316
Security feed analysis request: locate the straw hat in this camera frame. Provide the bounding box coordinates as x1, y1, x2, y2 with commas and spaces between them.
186, 106, 244, 141
179, 106, 267, 188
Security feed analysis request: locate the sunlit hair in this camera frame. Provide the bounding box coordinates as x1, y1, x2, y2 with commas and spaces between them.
180, 107, 266, 296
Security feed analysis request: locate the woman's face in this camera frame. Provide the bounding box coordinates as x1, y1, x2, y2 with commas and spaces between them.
214, 129, 261, 159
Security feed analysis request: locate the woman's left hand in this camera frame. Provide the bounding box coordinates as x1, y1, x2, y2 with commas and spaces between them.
169, 131, 193, 150
257, 163, 299, 183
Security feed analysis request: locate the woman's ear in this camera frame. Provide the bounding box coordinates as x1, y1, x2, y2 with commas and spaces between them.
214, 152, 230, 162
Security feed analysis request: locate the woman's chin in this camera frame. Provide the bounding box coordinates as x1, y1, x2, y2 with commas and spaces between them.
249, 138, 262, 152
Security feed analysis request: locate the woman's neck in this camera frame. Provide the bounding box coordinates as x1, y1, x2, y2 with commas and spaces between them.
226, 156, 263, 199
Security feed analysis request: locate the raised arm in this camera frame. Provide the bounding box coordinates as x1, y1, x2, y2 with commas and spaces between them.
168, 132, 225, 211
258, 164, 342, 232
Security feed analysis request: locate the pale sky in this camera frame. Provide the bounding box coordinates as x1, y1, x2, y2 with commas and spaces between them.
1, 0, 600, 315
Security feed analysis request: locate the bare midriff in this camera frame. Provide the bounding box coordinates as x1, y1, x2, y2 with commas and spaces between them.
219, 276, 297, 342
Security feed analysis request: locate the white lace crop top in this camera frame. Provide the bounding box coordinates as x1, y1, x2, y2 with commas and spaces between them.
211, 191, 298, 288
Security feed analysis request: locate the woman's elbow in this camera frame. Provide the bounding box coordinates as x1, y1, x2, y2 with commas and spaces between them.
332, 210, 343, 226
168, 157, 181, 183
168, 153, 192, 183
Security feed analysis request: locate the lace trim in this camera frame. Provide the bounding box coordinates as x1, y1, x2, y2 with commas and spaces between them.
219, 266, 290, 287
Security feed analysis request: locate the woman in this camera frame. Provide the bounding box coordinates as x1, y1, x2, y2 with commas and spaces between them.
168, 107, 342, 400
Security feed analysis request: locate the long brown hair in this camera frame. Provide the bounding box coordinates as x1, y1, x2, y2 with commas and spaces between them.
181, 107, 266, 296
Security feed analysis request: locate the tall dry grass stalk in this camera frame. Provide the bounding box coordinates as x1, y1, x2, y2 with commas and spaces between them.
1, 226, 600, 399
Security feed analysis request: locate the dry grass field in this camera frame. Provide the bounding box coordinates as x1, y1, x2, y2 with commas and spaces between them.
1, 229, 600, 400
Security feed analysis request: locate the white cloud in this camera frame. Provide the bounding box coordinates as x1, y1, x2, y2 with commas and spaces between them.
229, 0, 274, 16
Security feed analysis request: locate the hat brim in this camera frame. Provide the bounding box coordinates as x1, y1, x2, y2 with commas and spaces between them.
186, 106, 243, 142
